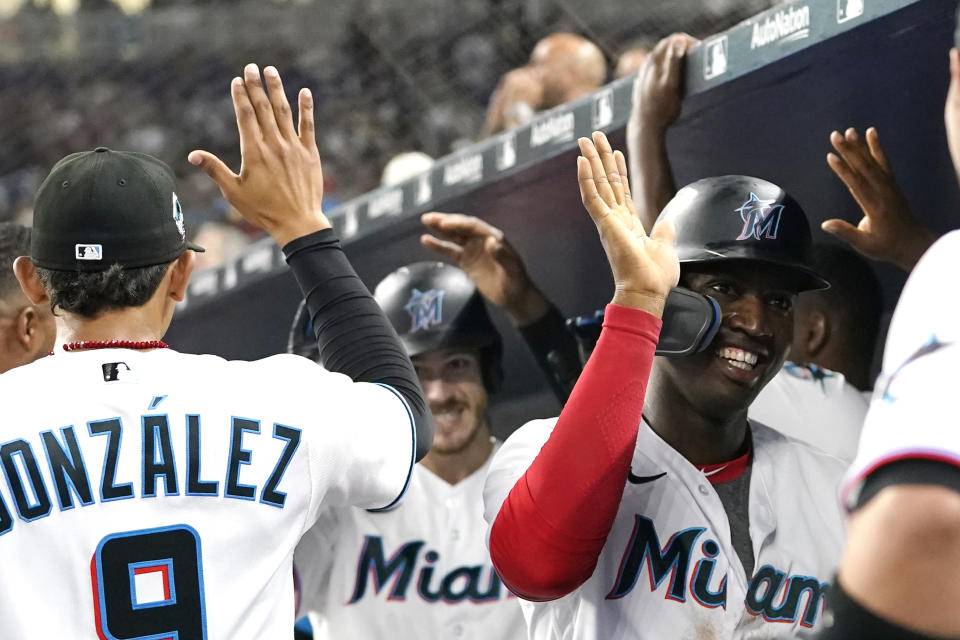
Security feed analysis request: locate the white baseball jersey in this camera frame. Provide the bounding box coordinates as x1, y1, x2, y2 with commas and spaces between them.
294, 440, 525, 640
0, 348, 415, 640
749, 362, 868, 461
484, 417, 846, 639
843, 231, 960, 505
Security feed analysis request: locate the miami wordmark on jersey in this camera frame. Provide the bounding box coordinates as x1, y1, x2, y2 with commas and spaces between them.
295, 442, 525, 640
484, 418, 846, 640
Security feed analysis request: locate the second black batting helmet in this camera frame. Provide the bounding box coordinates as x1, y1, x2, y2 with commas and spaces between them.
659, 175, 829, 292
374, 261, 504, 393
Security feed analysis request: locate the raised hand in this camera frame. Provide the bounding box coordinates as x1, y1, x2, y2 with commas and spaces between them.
420, 212, 549, 326
823, 127, 935, 272
578, 131, 679, 317
188, 64, 329, 247
482, 67, 544, 137
626, 33, 697, 233
633, 33, 697, 131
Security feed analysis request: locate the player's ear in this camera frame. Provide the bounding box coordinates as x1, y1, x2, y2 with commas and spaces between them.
167, 251, 197, 303
14, 306, 36, 348
803, 310, 829, 357
15, 303, 55, 357
12, 257, 48, 306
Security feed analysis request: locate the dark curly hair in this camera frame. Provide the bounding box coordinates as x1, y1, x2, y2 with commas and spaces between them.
0, 222, 30, 300
35, 263, 170, 318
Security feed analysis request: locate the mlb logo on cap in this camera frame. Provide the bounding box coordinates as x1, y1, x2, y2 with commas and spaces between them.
75, 244, 103, 261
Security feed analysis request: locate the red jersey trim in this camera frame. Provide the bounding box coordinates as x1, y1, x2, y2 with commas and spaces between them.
696, 449, 752, 484
841, 449, 960, 511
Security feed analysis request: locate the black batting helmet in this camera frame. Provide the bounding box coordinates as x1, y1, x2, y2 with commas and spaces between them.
285, 262, 505, 392
373, 261, 504, 393
659, 175, 828, 292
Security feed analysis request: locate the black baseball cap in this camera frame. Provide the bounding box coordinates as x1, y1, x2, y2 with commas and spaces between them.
31, 147, 204, 271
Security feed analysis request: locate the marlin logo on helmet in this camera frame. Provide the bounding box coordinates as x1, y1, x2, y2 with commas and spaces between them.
172, 192, 186, 239
405, 288, 445, 332
735, 192, 784, 241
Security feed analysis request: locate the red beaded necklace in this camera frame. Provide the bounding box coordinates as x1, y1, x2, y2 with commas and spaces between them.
50, 339, 169, 355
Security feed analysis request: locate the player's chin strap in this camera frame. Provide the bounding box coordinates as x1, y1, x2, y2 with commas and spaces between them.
567, 287, 721, 361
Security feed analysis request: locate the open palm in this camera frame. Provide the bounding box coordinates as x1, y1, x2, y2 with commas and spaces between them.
823, 127, 935, 271
577, 132, 679, 316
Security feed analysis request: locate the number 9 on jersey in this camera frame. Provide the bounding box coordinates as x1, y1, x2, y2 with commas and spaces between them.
91, 525, 207, 640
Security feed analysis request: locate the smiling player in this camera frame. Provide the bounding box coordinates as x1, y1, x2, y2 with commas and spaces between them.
293, 262, 524, 639
483, 133, 846, 639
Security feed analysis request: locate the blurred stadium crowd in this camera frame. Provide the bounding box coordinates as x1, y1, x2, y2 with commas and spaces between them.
0, 0, 777, 269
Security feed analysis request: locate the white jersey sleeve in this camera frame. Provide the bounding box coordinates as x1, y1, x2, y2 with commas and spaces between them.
842, 343, 960, 508
842, 231, 960, 508
294, 508, 340, 617
270, 355, 416, 516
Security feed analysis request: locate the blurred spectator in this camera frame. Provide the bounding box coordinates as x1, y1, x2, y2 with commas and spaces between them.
191, 220, 251, 271
481, 67, 545, 136
614, 43, 651, 79
381, 151, 434, 186
482, 32, 606, 136
1, 0, 782, 224
529, 33, 606, 106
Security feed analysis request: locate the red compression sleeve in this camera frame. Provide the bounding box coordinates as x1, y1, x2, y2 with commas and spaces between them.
490, 304, 661, 601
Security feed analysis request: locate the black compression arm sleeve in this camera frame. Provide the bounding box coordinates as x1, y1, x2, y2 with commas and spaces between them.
518, 305, 582, 404
283, 229, 433, 461
816, 579, 942, 640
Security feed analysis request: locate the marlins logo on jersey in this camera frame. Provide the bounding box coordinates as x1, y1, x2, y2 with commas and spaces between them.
736, 192, 784, 241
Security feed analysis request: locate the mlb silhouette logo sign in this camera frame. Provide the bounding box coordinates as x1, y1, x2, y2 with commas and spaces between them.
497, 133, 517, 171
75, 244, 103, 260
416, 174, 433, 206
592, 88, 614, 129
340, 205, 359, 239
837, 0, 864, 23
703, 36, 728, 80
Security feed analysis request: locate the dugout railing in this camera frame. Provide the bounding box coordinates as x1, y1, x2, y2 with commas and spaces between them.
166, 0, 958, 434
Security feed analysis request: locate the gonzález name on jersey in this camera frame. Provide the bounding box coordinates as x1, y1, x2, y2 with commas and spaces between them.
0, 413, 300, 535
